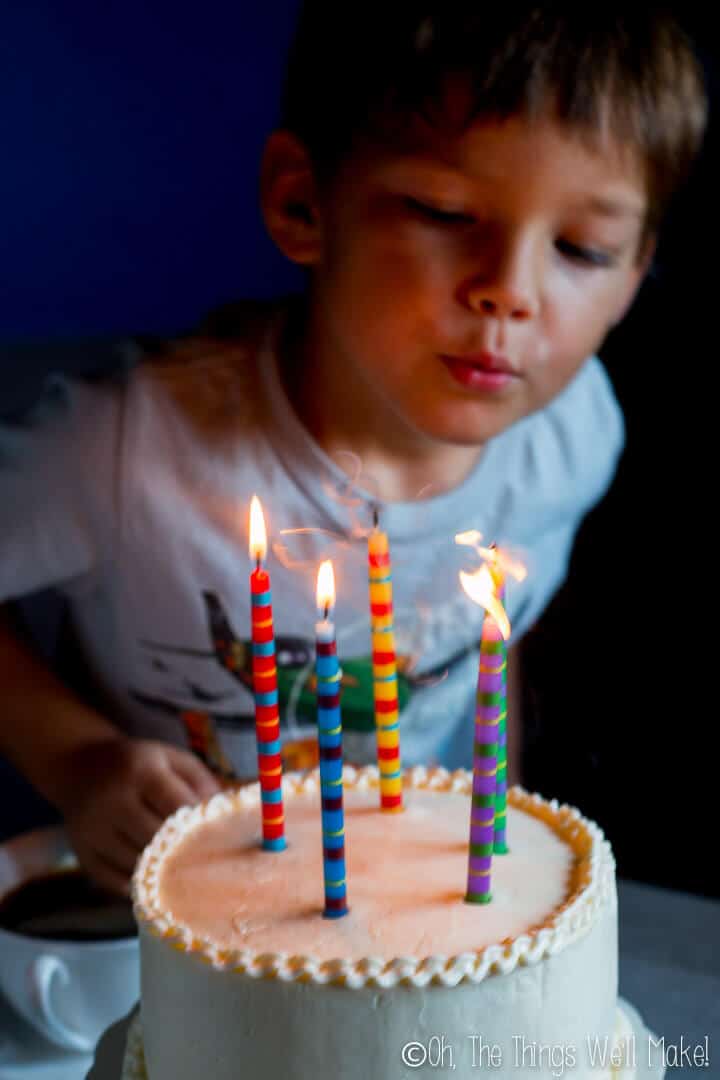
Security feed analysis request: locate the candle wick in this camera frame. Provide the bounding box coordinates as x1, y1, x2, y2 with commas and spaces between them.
372, 504, 379, 530
323, 603, 330, 620
256, 556, 262, 573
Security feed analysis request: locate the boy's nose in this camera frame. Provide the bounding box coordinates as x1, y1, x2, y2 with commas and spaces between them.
459, 237, 540, 322
463, 284, 537, 321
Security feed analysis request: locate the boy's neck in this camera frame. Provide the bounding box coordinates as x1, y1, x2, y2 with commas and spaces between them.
278, 301, 485, 504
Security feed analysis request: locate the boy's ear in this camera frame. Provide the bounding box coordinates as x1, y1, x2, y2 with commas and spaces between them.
260, 131, 323, 266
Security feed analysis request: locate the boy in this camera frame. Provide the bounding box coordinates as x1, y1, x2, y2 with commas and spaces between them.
0, 5, 707, 894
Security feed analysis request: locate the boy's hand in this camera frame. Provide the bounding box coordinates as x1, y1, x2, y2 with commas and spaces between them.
59, 736, 221, 897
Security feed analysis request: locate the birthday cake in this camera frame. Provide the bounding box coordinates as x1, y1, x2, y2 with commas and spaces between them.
124, 764, 644, 1080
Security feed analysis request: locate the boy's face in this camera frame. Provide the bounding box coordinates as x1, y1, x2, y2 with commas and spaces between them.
265, 110, 651, 450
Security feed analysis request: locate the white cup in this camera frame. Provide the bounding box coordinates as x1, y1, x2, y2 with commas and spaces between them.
0, 825, 139, 1053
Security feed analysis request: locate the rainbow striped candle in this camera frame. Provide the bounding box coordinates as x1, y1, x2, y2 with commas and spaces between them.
368, 511, 403, 812
248, 496, 286, 852
315, 560, 349, 919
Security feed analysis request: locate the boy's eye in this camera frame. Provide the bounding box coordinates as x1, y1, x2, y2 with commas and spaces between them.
403, 197, 474, 225
556, 238, 616, 268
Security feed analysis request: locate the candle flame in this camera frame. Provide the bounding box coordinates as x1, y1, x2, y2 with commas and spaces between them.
249, 495, 267, 562
455, 530, 527, 584
316, 559, 336, 612
459, 566, 511, 640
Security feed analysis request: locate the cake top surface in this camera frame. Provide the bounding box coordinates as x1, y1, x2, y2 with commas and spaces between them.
133, 766, 615, 988
157, 787, 570, 961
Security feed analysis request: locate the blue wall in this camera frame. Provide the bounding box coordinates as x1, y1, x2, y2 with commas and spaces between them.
0, 2, 303, 343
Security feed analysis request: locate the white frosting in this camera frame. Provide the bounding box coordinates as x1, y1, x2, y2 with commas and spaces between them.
121, 1007, 640, 1080
134, 765, 614, 989
132, 766, 620, 1079
158, 787, 572, 959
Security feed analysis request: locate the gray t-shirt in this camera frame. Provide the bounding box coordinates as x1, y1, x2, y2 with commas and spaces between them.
0, 303, 624, 778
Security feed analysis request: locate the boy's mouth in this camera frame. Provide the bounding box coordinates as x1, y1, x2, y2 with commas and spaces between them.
439, 352, 520, 392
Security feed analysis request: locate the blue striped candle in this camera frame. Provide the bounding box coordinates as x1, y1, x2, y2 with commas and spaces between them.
315, 560, 349, 919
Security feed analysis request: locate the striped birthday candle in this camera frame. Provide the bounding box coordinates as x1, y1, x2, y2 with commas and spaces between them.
491, 570, 509, 855
249, 496, 286, 852
458, 562, 511, 905
315, 560, 349, 918
465, 607, 504, 904
368, 511, 403, 812
457, 537, 527, 882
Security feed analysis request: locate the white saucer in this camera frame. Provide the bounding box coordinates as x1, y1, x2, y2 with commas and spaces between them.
88, 996, 666, 1079
0, 994, 92, 1080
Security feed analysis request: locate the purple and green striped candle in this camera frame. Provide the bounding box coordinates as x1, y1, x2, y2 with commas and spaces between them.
465, 605, 505, 904
459, 560, 512, 905
457, 538, 526, 894
492, 571, 509, 856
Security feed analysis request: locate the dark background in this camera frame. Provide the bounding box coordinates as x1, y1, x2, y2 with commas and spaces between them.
1, 5, 717, 897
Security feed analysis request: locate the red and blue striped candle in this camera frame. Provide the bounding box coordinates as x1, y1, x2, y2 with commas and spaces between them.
315, 560, 349, 919
249, 496, 286, 852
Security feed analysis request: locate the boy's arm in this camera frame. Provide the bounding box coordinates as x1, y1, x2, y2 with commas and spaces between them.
506, 644, 522, 786
0, 605, 219, 894
0, 605, 119, 807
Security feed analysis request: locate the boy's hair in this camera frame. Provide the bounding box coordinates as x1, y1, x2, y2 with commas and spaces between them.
281, 3, 707, 238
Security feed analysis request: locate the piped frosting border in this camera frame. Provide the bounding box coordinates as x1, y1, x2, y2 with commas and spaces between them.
132, 765, 616, 989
